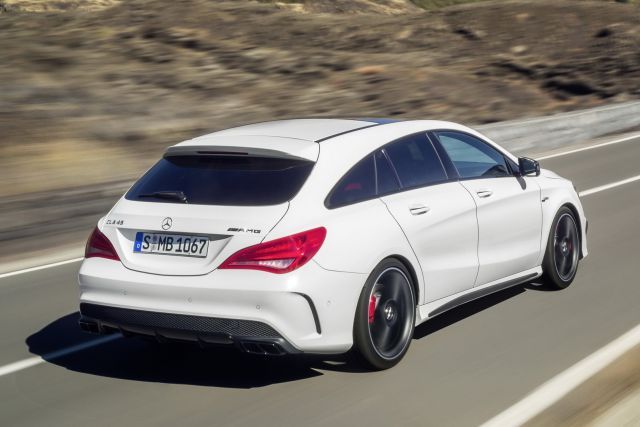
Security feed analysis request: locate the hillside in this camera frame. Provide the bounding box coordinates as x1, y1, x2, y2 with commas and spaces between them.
0, 0, 639, 197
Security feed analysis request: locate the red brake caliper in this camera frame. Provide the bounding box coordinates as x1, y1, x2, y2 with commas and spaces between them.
368, 294, 378, 324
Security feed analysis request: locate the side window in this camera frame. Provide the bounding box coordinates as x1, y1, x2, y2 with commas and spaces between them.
435, 131, 511, 179
375, 150, 400, 195
384, 133, 448, 189
327, 155, 376, 208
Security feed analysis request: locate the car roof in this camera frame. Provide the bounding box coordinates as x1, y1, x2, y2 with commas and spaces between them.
189, 118, 388, 143
169, 118, 514, 162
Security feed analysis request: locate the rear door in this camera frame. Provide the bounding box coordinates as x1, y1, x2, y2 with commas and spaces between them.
432, 130, 542, 286
379, 133, 479, 302
102, 154, 315, 276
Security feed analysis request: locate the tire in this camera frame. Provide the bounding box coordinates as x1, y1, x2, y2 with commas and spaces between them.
542, 207, 580, 290
353, 258, 416, 370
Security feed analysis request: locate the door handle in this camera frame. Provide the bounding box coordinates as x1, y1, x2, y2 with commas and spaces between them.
476, 189, 493, 198
409, 205, 430, 215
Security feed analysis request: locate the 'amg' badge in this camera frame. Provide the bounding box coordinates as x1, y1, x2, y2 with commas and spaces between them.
227, 227, 261, 234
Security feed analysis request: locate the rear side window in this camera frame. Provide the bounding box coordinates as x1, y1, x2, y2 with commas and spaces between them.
327, 155, 376, 208
435, 131, 511, 179
384, 133, 448, 188
126, 155, 314, 206
375, 150, 400, 195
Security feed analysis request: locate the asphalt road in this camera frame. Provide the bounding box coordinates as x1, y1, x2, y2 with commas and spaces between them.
1, 134, 639, 427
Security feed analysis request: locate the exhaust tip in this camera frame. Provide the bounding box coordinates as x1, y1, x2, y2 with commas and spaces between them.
239, 341, 286, 356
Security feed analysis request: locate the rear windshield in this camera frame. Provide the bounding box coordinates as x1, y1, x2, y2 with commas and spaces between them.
126, 155, 314, 206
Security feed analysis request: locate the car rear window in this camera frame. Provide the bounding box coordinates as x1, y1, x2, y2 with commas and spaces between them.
126, 155, 314, 206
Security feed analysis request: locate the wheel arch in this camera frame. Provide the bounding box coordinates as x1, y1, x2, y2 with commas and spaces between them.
387, 255, 421, 304
561, 202, 584, 258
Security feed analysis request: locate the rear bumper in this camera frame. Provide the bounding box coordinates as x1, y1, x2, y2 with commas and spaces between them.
78, 257, 366, 354
79, 303, 299, 355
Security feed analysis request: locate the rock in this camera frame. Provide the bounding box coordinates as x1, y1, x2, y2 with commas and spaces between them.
454, 27, 485, 41
354, 65, 386, 75
510, 45, 528, 54
595, 28, 613, 38
544, 78, 597, 96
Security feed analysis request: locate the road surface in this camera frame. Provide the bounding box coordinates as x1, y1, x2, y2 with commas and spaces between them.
1, 133, 639, 427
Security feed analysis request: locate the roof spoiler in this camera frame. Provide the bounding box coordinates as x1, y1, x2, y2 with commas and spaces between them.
164, 135, 319, 162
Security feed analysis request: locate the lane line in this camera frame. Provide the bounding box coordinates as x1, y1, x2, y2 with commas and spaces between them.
480, 322, 640, 427
0, 335, 120, 378
537, 133, 640, 160
0, 257, 84, 280
579, 174, 640, 197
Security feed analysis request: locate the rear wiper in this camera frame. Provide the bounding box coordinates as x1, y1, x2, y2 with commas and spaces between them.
138, 191, 188, 203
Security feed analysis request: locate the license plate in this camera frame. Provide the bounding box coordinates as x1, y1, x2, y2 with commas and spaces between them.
133, 232, 209, 258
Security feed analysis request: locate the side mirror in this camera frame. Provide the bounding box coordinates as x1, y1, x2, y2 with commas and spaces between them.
518, 157, 540, 176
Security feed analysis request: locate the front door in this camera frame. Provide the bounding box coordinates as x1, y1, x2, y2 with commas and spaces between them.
433, 130, 543, 286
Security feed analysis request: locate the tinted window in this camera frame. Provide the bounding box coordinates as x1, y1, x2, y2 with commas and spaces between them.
126, 155, 314, 206
435, 131, 511, 179
385, 134, 448, 188
327, 155, 376, 208
375, 150, 400, 195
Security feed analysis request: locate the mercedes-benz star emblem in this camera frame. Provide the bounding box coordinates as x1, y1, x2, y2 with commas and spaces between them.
161, 217, 172, 230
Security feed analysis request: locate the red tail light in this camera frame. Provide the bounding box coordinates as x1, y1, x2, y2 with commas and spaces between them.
219, 227, 326, 274
85, 227, 120, 261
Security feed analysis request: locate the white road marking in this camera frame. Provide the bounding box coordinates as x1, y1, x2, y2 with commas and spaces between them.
0, 257, 84, 280
537, 133, 640, 160
480, 322, 640, 427
0, 335, 120, 378
579, 174, 640, 197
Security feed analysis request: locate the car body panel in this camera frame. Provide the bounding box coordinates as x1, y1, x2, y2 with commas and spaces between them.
79, 256, 364, 353
381, 182, 479, 302
537, 169, 588, 262
417, 266, 543, 322
460, 176, 543, 286
101, 198, 289, 276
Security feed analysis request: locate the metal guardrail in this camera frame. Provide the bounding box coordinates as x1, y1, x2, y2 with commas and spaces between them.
478, 101, 640, 155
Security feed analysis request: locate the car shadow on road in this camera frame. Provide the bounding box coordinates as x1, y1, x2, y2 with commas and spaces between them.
27, 283, 539, 384
26, 312, 324, 388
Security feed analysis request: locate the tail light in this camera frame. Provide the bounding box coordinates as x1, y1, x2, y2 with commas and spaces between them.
85, 227, 120, 261
219, 227, 326, 274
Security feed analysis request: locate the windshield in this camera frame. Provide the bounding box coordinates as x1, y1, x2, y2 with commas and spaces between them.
126, 155, 314, 206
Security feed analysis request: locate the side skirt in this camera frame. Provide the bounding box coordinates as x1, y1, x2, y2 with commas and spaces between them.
416, 267, 542, 324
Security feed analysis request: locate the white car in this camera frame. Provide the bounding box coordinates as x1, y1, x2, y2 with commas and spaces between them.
78, 118, 588, 369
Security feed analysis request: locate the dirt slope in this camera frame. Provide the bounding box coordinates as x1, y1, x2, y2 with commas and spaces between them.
0, 0, 639, 197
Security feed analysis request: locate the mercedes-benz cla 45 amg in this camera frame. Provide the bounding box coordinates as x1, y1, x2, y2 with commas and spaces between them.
78, 118, 588, 369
